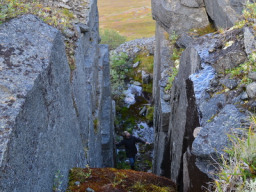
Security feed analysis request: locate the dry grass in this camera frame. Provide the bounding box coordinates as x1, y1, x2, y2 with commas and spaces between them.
98, 0, 155, 41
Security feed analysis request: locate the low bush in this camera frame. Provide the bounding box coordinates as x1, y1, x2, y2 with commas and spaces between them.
100, 29, 126, 50
110, 52, 130, 97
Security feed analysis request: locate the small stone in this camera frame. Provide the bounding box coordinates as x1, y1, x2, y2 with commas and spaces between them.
248, 72, 256, 81
57, 2, 71, 9
86, 188, 95, 192
142, 71, 150, 84
193, 127, 202, 138
241, 92, 248, 100
139, 106, 147, 116
209, 47, 215, 53
78, 24, 90, 33
220, 79, 238, 90
246, 82, 256, 98
133, 61, 140, 68
133, 81, 141, 86
163, 94, 171, 101
63, 28, 75, 38
74, 181, 80, 186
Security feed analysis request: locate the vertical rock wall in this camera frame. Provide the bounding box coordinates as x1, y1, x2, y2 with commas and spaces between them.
0, 0, 114, 191
152, 0, 249, 191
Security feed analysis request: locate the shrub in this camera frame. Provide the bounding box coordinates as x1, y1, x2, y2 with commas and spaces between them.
110, 52, 130, 97
100, 29, 126, 50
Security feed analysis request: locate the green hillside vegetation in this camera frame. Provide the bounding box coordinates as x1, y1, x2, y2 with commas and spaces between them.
98, 0, 155, 41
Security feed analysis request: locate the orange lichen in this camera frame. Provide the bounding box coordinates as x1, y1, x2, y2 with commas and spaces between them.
67, 168, 177, 192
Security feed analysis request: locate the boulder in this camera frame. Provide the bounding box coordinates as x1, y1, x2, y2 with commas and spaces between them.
204, 0, 245, 28
244, 27, 256, 55
192, 104, 247, 177
215, 50, 247, 73
152, 0, 209, 34
220, 78, 238, 89
248, 72, 256, 81
199, 94, 226, 126
246, 82, 256, 98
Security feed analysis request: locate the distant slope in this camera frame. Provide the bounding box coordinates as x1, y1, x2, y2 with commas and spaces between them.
98, 0, 155, 40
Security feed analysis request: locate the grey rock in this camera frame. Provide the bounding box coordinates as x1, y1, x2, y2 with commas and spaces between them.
133, 81, 141, 86
112, 37, 155, 58
248, 72, 256, 81
163, 94, 171, 101
199, 94, 226, 126
86, 187, 95, 192
63, 28, 75, 38
220, 78, 238, 89
142, 70, 151, 84
176, 33, 194, 48
78, 23, 90, 33
0, 14, 86, 191
139, 106, 147, 116
215, 50, 247, 73
204, 0, 244, 28
244, 27, 256, 55
133, 61, 140, 68
75, 181, 81, 186
0, 0, 114, 189
246, 82, 256, 98
241, 92, 249, 100
181, 0, 200, 8
192, 104, 247, 176
152, 0, 209, 34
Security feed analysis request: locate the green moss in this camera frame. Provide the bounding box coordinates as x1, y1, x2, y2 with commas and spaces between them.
146, 107, 154, 124
133, 52, 154, 74
165, 67, 178, 92
130, 182, 173, 192
93, 119, 99, 134
189, 23, 216, 36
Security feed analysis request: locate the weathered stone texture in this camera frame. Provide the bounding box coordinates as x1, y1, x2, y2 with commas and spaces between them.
0, 14, 86, 191
0, 0, 114, 190
151, 0, 209, 34
204, 0, 245, 28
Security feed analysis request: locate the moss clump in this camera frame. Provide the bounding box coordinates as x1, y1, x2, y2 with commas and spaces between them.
189, 23, 216, 36
93, 119, 99, 134
165, 67, 178, 92
146, 107, 154, 124
133, 52, 154, 74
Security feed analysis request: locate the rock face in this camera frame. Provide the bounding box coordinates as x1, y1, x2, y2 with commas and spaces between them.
0, 0, 114, 191
152, 1, 252, 191
151, 0, 210, 34
204, 0, 245, 28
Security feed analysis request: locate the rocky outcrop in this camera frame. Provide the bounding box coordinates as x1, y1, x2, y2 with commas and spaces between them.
151, 0, 210, 34
0, 0, 114, 191
204, 0, 246, 28
152, 1, 254, 191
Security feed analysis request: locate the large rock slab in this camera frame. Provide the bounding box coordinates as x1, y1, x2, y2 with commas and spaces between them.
192, 104, 247, 177
151, 0, 209, 34
0, 14, 86, 191
204, 0, 245, 28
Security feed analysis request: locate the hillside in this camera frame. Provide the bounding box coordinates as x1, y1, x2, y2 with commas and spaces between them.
98, 0, 155, 40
